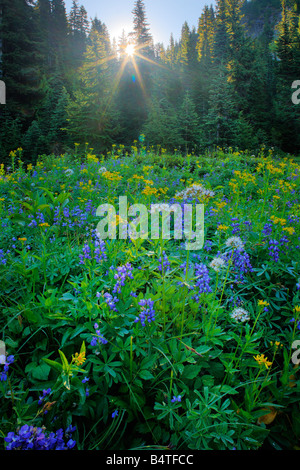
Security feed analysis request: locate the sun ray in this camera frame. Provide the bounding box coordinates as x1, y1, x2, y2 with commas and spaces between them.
131, 55, 148, 101
133, 51, 170, 71
100, 55, 130, 120
98, 40, 172, 123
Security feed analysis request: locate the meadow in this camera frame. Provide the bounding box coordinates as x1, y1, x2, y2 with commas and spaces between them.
0, 143, 299, 450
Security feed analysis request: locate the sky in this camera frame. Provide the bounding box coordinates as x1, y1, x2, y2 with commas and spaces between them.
64, 0, 216, 46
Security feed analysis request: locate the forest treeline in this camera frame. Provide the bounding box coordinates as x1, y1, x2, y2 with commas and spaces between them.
0, 0, 300, 162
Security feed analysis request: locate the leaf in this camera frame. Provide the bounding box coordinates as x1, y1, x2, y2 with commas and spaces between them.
79, 341, 86, 356
32, 363, 51, 381
42, 357, 63, 373
58, 350, 69, 371
62, 370, 71, 390
182, 365, 202, 380
139, 369, 154, 380
212, 384, 238, 395
257, 407, 277, 425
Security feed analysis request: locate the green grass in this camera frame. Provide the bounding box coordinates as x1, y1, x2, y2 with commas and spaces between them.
0, 144, 299, 450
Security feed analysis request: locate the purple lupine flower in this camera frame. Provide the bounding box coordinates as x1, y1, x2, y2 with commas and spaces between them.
113, 263, 134, 294
130, 291, 138, 297
192, 263, 212, 302
262, 222, 273, 238
4, 425, 76, 450
290, 318, 300, 330
0, 249, 8, 265
158, 251, 170, 273
134, 299, 155, 327
171, 395, 182, 403
103, 292, 119, 312
0, 355, 14, 381
204, 240, 213, 252
268, 239, 280, 262
231, 217, 240, 235
94, 238, 107, 262
223, 247, 253, 281
38, 388, 52, 405
90, 322, 108, 346
79, 243, 92, 264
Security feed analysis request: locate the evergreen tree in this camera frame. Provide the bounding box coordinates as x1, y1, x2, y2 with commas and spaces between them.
91, 18, 111, 55
35, 0, 52, 69
165, 34, 176, 66
49, 0, 69, 78
66, 25, 120, 150
67, 2, 89, 78
142, 98, 183, 149
0, 0, 41, 116
196, 5, 215, 66
178, 90, 201, 151
203, 65, 237, 147
177, 22, 192, 67
273, 0, 300, 151
130, 0, 153, 57
213, 0, 230, 62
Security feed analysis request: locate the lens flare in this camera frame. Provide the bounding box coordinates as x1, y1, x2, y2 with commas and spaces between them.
126, 44, 135, 57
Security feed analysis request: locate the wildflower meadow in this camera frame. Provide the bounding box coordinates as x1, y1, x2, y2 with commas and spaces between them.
0, 144, 299, 451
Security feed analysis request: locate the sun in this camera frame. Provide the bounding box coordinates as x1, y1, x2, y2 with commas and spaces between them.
125, 44, 135, 57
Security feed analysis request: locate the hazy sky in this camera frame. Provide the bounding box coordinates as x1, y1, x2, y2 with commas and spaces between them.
64, 0, 216, 46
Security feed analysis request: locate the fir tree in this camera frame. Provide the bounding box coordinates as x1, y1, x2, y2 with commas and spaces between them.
130, 0, 153, 57
66, 25, 120, 150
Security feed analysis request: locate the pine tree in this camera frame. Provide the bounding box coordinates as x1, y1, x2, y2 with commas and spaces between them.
66, 25, 120, 150
165, 34, 176, 66
142, 98, 183, 149
177, 22, 191, 67
68, 2, 89, 71
225, 0, 257, 113
50, 0, 69, 77
273, 0, 300, 151
202, 65, 237, 147
90, 18, 111, 55
130, 0, 153, 57
178, 90, 201, 151
0, 0, 41, 116
196, 5, 215, 66
213, 0, 230, 62
35, 0, 52, 69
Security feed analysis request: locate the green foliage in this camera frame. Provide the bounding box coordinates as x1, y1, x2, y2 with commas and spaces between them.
0, 147, 300, 450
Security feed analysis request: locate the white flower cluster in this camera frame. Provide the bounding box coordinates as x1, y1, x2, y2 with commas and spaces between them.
98, 166, 107, 174
225, 236, 245, 251
209, 257, 226, 273
230, 307, 250, 323
175, 184, 215, 201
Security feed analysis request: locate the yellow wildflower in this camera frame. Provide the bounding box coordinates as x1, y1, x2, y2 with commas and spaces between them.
72, 351, 86, 366
282, 227, 295, 235
142, 186, 158, 196
253, 354, 273, 369
217, 224, 229, 231
258, 300, 269, 307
